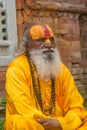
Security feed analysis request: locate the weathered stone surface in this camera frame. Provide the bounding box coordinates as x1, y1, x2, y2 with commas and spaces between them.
17, 10, 24, 24
72, 63, 80, 68
37, 0, 87, 5
0, 69, 6, 98
25, 0, 36, 6
55, 29, 69, 35
17, 24, 25, 43
16, 0, 24, 9
25, 1, 87, 14
80, 15, 87, 88
71, 68, 83, 75
73, 74, 83, 80
0, 0, 17, 67
24, 7, 32, 16
0, 5, 7, 40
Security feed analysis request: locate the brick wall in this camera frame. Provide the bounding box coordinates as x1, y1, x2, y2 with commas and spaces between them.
80, 15, 87, 91
0, 67, 6, 98
16, 0, 87, 86
16, 0, 87, 102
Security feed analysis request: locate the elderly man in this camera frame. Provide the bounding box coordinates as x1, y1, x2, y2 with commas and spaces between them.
4, 23, 87, 130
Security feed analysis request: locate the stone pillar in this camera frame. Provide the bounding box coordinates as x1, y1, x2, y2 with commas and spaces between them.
0, 0, 17, 66
0, 0, 17, 97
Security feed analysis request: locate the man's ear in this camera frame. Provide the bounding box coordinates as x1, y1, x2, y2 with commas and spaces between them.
25, 42, 31, 52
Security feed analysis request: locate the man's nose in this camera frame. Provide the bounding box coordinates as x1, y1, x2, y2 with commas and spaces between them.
45, 38, 51, 47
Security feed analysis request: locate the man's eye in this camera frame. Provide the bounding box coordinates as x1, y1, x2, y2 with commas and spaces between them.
50, 37, 54, 42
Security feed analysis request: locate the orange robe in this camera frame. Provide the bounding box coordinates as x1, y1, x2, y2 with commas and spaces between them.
4, 55, 87, 130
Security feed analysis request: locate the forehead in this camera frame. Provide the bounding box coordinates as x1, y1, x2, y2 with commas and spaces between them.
29, 24, 54, 40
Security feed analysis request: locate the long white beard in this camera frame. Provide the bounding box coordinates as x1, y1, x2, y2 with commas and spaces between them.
30, 48, 62, 80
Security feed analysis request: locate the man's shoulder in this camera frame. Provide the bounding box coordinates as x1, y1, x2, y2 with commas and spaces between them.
8, 55, 27, 68
61, 62, 67, 70
60, 62, 71, 75
6, 54, 29, 76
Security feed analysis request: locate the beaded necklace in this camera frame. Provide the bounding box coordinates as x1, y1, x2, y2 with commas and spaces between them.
27, 54, 56, 115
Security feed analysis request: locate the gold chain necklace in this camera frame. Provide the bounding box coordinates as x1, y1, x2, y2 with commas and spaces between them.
27, 54, 56, 115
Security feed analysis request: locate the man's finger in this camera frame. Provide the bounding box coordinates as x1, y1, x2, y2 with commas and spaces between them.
37, 118, 47, 124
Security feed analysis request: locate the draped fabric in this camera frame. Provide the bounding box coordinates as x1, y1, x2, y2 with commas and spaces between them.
4, 55, 87, 130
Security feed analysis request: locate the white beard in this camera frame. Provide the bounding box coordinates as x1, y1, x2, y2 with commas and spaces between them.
30, 48, 62, 80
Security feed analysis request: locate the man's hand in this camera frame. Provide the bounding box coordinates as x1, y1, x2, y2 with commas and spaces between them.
37, 118, 62, 130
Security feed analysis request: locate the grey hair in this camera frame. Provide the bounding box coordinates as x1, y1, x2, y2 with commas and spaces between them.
14, 29, 29, 57
14, 23, 36, 57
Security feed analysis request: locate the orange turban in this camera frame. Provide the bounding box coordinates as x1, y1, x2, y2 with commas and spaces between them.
29, 24, 54, 40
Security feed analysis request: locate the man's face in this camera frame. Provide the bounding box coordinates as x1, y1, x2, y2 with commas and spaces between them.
28, 24, 56, 54
28, 24, 61, 79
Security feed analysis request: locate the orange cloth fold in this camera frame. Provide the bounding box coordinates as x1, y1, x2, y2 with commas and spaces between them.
4, 55, 87, 130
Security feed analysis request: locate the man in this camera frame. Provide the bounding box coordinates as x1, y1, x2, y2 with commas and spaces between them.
4, 23, 87, 130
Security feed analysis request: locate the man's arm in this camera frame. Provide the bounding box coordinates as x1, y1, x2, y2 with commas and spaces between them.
6, 66, 46, 120
54, 64, 87, 130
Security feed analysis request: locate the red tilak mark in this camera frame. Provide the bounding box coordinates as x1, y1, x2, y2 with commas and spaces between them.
44, 25, 51, 37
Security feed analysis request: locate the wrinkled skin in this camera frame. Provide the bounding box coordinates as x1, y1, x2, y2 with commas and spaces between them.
37, 118, 62, 130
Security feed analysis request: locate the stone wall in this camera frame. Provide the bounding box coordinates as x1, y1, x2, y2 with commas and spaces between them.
0, 0, 17, 98
16, 0, 87, 89
0, 2, 7, 40
80, 15, 87, 92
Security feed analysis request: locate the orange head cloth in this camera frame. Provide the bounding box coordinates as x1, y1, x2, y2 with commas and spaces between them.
29, 24, 54, 40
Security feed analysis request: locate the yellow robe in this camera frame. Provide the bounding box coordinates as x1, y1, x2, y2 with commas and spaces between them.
4, 55, 87, 130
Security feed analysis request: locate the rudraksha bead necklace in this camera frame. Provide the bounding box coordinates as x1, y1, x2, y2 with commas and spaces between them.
27, 54, 56, 115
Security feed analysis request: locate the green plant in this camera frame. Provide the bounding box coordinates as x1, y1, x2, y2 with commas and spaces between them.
0, 118, 5, 130
80, 92, 87, 109
0, 97, 6, 107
